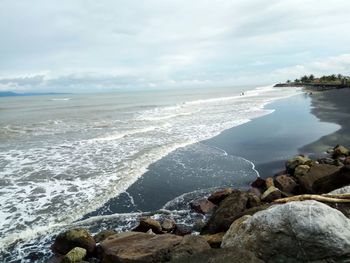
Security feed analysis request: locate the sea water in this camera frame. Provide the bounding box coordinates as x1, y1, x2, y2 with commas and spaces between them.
0, 85, 300, 261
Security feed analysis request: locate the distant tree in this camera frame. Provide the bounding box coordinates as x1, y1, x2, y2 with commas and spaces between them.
300, 75, 310, 83
330, 74, 336, 81
294, 79, 300, 83
287, 80, 291, 83
309, 74, 315, 81
337, 74, 343, 80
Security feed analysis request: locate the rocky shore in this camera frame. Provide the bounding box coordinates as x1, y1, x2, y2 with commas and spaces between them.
48, 144, 350, 263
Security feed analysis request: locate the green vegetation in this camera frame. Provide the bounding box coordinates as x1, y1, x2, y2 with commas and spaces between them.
293, 74, 350, 86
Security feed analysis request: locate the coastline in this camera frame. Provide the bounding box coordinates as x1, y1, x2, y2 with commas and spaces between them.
85, 92, 339, 217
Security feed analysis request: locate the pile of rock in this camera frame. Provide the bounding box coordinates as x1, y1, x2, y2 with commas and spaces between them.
48, 144, 350, 263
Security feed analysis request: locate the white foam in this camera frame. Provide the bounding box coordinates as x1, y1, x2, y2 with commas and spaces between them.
0, 85, 302, 253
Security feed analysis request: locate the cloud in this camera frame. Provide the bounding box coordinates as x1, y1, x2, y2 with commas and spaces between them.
0, 0, 350, 91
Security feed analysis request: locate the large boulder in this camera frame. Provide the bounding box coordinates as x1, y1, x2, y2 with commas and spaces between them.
133, 217, 162, 234
190, 198, 216, 214
99, 232, 182, 263
297, 164, 340, 193
169, 247, 264, 263
161, 218, 176, 233
274, 174, 298, 194
169, 235, 210, 261
51, 228, 96, 255
221, 200, 350, 262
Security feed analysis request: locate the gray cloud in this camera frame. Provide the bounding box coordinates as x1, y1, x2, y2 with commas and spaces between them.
1, 0, 350, 91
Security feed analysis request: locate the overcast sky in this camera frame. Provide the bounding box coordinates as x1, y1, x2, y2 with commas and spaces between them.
1, 0, 350, 92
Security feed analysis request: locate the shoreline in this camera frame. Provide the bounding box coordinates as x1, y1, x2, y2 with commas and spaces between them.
85, 92, 338, 217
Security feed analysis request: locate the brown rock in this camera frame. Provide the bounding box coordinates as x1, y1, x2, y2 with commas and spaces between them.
173, 224, 192, 236
200, 190, 249, 234
99, 232, 182, 263
207, 188, 233, 205
297, 164, 341, 193
344, 156, 350, 165
261, 186, 282, 202
51, 228, 96, 255
265, 177, 274, 188
202, 232, 225, 248
250, 177, 266, 192
248, 187, 262, 198
246, 192, 261, 208
190, 198, 216, 214
169, 247, 264, 263
169, 235, 210, 261
274, 174, 299, 194
133, 217, 162, 234
161, 218, 176, 232
94, 230, 118, 243
313, 165, 350, 193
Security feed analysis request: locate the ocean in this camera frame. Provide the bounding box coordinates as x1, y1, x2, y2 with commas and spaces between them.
0, 85, 301, 261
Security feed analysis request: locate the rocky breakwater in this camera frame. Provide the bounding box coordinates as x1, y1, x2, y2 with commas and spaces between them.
48, 144, 350, 263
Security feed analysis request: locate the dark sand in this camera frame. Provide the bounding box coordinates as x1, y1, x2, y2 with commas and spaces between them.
86, 93, 340, 218
300, 88, 350, 154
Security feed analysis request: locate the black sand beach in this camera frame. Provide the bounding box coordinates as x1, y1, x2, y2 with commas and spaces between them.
86, 92, 341, 217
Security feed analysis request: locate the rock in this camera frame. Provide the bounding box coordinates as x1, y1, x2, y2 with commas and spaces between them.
169, 235, 210, 261
173, 224, 192, 236
202, 232, 225, 248
328, 185, 350, 218
190, 198, 216, 214
344, 157, 350, 165
51, 228, 96, 255
192, 219, 206, 232
265, 177, 274, 188
318, 157, 337, 165
294, 164, 310, 178
286, 155, 310, 172
94, 230, 118, 243
333, 144, 349, 157
246, 192, 261, 208
313, 165, 350, 193
329, 185, 350, 194
274, 174, 299, 194
168, 247, 264, 263
200, 190, 249, 234
99, 232, 182, 263
161, 218, 176, 232
250, 178, 266, 193
248, 187, 262, 198
261, 186, 282, 202
207, 188, 233, 205
222, 200, 350, 262
133, 217, 162, 234
62, 247, 87, 263
297, 163, 340, 193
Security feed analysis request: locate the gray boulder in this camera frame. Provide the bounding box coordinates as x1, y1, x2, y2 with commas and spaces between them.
221, 200, 350, 262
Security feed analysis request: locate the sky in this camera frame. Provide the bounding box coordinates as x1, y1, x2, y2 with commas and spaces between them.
1, 0, 350, 92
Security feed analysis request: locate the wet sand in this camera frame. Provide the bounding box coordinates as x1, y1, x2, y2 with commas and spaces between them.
86, 93, 339, 217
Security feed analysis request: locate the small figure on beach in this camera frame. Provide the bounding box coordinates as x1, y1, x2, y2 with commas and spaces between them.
240, 92, 245, 96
